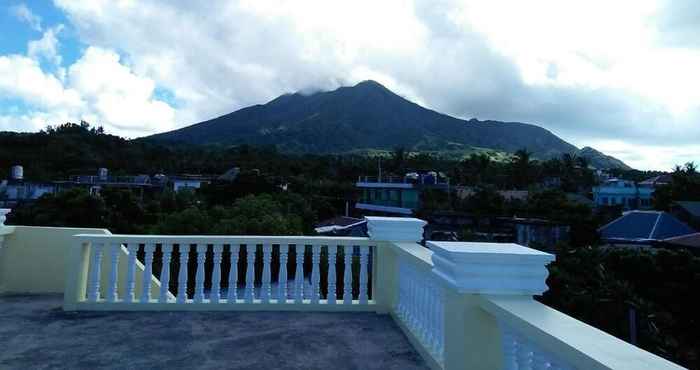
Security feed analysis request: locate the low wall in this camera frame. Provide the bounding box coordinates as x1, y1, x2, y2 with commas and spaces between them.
0, 226, 162, 298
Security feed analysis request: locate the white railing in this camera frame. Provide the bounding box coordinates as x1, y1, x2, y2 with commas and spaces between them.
395, 255, 445, 366
499, 322, 572, 370
73, 235, 375, 308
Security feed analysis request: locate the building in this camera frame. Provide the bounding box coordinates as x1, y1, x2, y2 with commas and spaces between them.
500, 217, 570, 249
355, 172, 448, 215
169, 175, 214, 192
599, 210, 696, 247
0, 165, 56, 206
592, 178, 654, 210
670, 201, 700, 230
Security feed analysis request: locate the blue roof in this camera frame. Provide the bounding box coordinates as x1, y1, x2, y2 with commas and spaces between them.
600, 211, 696, 241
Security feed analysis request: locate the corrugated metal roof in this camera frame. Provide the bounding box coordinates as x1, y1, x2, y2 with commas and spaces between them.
600, 211, 696, 241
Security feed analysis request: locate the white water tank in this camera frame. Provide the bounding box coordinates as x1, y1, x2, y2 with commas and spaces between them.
98, 168, 108, 181
10, 165, 23, 180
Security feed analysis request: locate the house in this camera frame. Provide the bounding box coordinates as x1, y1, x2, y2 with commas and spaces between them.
355, 172, 449, 215
0, 165, 56, 206
169, 175, 214, 192
592, 178, 654, 210
314, 216, 367, 236
670, 201, 700, 229
599, 210, 696, 247
639, 174, 673, 187
499, 217, 570, 249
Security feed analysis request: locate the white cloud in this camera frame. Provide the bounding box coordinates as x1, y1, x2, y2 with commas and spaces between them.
0, 46, 176, 137
10, 3, 42, 31
4, 0, 697, 170
28, 25, 64, 66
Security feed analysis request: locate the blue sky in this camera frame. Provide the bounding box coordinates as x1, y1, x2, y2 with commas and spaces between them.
1, 1, 699, 171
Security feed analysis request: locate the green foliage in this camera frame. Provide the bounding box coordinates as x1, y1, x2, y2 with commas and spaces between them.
10, 188, 108, 228
541, 246, 700, 368
654, 162, 700, 210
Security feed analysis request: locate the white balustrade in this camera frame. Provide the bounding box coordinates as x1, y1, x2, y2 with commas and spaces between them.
245, 245, 255, 302
261, 244, 272, 303
193, 244, 207, 303
343, 245, 353, 304
211, 244, 224, 303
140, 244, 155, 303
177, 245, 189, 303
72, 235, 375, 309
227, 245, 240, 302
395, 257, 445, 365
159, 244, 173, 303
277, 244, 289, 302
327, 245, 337, 304
294, 245, 304, 303
311, 245, 321, 304
107, 243, 120, 302
87, 243, 104, 302
125, 244, 137, 302
498, 321, 575, 370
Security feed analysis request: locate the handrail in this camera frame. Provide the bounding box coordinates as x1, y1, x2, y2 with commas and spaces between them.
480, 295, 686, 370
75, 234, 374, 246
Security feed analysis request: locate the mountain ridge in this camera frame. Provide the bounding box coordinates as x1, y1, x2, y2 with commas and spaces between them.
147, 80, 630, 169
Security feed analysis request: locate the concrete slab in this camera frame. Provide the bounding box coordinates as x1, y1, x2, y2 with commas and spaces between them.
0, 294, 427, 370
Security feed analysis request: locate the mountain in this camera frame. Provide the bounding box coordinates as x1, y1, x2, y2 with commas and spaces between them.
148, 80, 629, 169
578, 146, 631, 170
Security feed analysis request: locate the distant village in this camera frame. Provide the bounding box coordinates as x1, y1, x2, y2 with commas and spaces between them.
3, 163, 698, 253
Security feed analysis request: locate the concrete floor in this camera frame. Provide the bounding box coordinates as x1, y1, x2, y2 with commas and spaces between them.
0, 294, 427, 370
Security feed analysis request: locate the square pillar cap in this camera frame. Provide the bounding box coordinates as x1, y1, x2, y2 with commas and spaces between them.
365, 216, 426, 242
429, 241, 555, 295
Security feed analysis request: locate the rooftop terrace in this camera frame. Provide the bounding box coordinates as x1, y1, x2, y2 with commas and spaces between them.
0, 209, 687, 370
0, 294, 426, 369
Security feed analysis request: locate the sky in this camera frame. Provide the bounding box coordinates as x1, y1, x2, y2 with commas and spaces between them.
0, 1, 698, 171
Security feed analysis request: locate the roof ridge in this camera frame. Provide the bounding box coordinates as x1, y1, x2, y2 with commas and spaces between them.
648, 212, 663, 239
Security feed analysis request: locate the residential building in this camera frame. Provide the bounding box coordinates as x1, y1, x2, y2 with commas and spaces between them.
169, 175, 213, 192
0, 165, 56, 206
670, 201, 700, 230
599, 210, 696, 247
499, 217, 570, 249
355, 172, 448, 215
592, 178, 654, 210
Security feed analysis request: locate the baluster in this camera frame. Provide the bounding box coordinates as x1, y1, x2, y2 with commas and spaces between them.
107, 242, 120, 302
516, 338, 534, 370
436, 286, 445, 361
533, 350, 550, 370
294, 245, 304, 303
425, 281, 436, 352
245, 245, 255, 302
397, 261, 406, 317
311, 245, 321, 304
327, 245, 337, 304
343, 245, 353, 304
87, 242, 104, 302
211, 244, 224, 303
359, 245, 369, 304
159, 244, 173, 303
501, 325, 518, 370
277, 244, 289, 303
227, 245, 240, 303
194, 244, 207, 303
549, 359, 570, 370
261, 244, 272, 303
417, 278, 426, 339
125, 243, 137, 302
140, 243, 156, 303
177, 244, 190, 303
